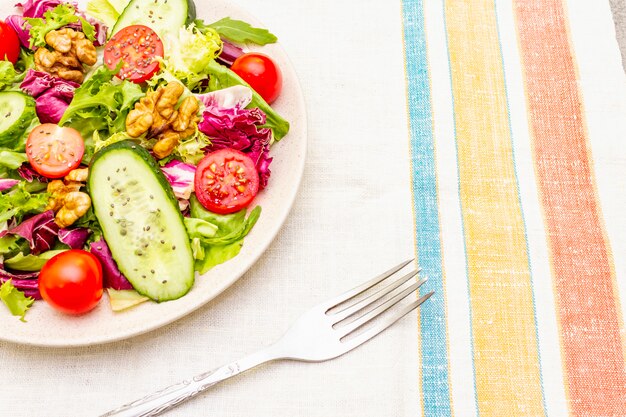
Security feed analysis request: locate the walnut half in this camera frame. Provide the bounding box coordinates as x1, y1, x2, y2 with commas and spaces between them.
35, 28, 97, 83
46, 168, 92, 228
126, 82, 201, 159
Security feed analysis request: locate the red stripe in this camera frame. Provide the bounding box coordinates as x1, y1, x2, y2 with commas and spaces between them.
514, 1, 626, 415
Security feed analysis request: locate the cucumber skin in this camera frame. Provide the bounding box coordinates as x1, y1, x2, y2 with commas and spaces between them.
0, 92, 37, 152
89, 140, 182, 215
112, 0, 195, 37
88, 140, 194, 302
187, 0, 196, 23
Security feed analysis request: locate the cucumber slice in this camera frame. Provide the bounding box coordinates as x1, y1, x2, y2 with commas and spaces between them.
0, 91, 37, 151
112, 0, 195, 41
89, 140, 194, 302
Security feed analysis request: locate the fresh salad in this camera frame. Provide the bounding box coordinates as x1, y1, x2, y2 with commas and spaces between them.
0, 0, 290, 320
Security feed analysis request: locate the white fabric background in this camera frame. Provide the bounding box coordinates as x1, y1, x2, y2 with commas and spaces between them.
0, 1, 420, 416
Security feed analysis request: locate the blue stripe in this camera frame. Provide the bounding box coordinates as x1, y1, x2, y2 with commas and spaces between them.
401, 1, 452, 416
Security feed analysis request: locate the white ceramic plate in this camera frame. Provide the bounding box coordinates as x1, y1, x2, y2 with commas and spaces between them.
0, 0, 306, 347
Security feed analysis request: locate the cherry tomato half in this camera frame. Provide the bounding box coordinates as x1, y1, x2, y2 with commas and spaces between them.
0, 20, 20, 64
231, 53, 283, 104
26, 124, 85, 178
194, 148, 260, 214
39, 250, 103, 315
104, 25, 164, 83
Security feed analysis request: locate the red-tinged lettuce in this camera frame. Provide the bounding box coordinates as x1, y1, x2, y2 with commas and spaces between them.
89, 237, 133, 290
216, 39, 243, 67
0, 179, 20, 192
0, 264, 41, 302
8, 210, 59, 254
17, 164, 48, 183
21, 70, 79, 123
196, 85, 252, 110
0, 265, 38, 281
58, 227, 90, 249
197, 86, 273, 188
160, 160, 196, 210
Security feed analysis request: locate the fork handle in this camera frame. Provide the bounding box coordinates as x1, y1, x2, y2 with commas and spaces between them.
100, 345, 283, 417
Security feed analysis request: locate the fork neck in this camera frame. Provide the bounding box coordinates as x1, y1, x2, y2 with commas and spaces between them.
193, 342, 287, 388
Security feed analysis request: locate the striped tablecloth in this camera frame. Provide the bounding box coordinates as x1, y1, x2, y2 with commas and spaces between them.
403, 0, 626, 415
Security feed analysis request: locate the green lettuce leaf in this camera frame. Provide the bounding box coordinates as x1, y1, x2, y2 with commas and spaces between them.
15, 50, 36, 74
59, 65, 144, 141
0, 151, 28, 171
107, 288, 149, 312
0, 182, 49, 223
0, 280, 34, 322
4, 250, 66, 272
26, 4, 96, 48
186, 196, 261, 273
0, 62, 22, 91
204, 60, 290, 140
86, 0, 121, 31
199, 17, 277, 45
0, 235, 20, 256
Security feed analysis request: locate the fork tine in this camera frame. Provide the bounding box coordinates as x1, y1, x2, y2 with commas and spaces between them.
330, 272, 426, 324
341, 291, 434, 351
322, 258, 415, 311
337, 279, 428, 338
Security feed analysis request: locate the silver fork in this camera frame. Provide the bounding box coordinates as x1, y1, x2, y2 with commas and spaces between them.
101, 259, 433, 417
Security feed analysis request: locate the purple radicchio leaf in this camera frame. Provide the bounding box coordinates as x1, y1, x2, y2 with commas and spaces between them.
216, 39, 244, 67
0, 179, 20, 192
198, 105, 273, 189
0, 262, 41, 299
89, 237, 133, 290
8, 210, 59, 254
58, 227, 90, 249
160, 160, 196, 210
21, 70, 79, 124
5, 15, 31, 48
16, 0, 75, 18
17, 164, 49, 183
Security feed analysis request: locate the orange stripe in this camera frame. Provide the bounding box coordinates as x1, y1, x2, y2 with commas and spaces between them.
514, 1, 626, 415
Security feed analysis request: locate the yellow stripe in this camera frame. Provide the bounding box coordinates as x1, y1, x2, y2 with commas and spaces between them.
444, 1, 545, 415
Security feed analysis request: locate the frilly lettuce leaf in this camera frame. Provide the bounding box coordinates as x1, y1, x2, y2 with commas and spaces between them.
161, 25, 223, 91
59, 65, 144, 143
25, 4, 96, 48
0, 280, 34, 322
0, 182, 49, 224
